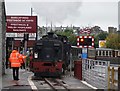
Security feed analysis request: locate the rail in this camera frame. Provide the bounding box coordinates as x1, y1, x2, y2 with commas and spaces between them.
44, 78, 69, 91
108, 66, 120, 90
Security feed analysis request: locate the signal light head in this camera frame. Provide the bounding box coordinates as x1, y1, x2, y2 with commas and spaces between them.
80, 38, 84, 42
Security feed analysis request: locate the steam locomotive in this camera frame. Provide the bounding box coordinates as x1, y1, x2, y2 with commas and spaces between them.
30, 32, 71, 77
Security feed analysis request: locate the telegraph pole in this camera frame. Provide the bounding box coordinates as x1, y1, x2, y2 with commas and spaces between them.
46, 17, 48, 34
51, 21, 52, 32
11, 37, 14, 50
31, 8, 33, 16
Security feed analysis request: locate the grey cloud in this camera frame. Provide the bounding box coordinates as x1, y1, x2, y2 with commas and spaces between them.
32, 2, 82, 24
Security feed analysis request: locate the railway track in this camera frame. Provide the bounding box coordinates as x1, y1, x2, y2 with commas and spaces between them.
43, 78, 70, 91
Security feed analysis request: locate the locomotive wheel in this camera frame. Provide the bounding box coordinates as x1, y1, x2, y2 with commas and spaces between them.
62, 67, 65, 75
62, 64, 66, 75
34, 73, 38, 77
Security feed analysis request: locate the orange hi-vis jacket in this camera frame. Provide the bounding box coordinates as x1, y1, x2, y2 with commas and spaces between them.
19, 54, 26, 63
9, 50, 21, 67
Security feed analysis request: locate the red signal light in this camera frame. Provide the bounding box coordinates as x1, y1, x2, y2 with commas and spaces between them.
80, 38, 84, 42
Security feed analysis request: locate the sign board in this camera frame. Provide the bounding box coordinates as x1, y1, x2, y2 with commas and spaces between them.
81, 53, 87, 59
6, 33, 36, 37
99, 40, 106, 48
6, 16, 37, 33
82, 48, 87, 53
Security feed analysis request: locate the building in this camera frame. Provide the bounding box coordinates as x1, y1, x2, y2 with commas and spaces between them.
108, 27, 117, 33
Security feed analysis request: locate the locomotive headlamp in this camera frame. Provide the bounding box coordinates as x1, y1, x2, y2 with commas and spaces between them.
34, 53, 38, 58
59, 60, 62, 62
54, 43, 60, 46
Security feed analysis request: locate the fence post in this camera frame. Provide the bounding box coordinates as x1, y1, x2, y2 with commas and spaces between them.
118, 67, 120, 91
108, 66, 110, 90
111, 67, 114, 89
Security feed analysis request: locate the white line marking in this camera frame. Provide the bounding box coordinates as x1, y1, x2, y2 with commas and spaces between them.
81, 81, 98, 89
28, 75, 37, 90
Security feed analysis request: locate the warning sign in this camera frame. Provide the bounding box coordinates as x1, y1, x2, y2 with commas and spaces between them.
99, 40, 106, 48
6, 16, 37, 33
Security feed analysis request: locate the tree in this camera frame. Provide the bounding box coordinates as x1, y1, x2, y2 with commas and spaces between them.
94, 32, 108, 48
56, 29, 77, 45
106, 33, 120, 49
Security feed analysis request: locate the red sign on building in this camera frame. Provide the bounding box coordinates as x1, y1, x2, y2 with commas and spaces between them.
6, 16, 37, 33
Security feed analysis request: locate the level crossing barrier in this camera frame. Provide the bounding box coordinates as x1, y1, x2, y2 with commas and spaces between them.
82, 59, 110, 89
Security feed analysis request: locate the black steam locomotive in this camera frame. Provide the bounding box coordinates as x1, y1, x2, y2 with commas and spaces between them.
30, 32, 71, 77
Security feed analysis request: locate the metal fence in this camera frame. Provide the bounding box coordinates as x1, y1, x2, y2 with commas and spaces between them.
82, 59, 110, 89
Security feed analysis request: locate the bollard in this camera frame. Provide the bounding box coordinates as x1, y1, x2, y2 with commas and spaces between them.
118, 67, 120, 91
74, 59, 82, 80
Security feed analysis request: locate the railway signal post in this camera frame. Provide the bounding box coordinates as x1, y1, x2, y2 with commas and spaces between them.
23, 33, 29, 68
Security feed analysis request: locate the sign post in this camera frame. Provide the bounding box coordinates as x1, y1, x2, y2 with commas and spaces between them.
81, 48, 87, 59
23, 33, 29, 68
70, 53, 72, 76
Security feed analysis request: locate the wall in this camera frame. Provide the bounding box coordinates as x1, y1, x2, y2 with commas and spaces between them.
0, 0, 6, 77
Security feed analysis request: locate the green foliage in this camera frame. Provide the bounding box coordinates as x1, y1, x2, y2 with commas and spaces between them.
94, 32, 108, 48
68, 34, 77, 46
106, 33, 120, 49
56, 29, 77, 45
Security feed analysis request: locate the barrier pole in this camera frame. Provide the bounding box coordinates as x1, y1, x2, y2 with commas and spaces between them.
118, 67, 120, 91
108, 66, 110, 90
111, 67, 114, 89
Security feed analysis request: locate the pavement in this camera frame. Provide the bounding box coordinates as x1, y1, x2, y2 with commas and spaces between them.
1, 68, 97, 91
2, 68, 32, 91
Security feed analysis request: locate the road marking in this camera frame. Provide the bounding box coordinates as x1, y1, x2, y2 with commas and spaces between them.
28, 75, 37, 90
81, 81, 98, 89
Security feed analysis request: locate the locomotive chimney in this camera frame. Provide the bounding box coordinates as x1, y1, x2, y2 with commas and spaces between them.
48, 32, 54, 38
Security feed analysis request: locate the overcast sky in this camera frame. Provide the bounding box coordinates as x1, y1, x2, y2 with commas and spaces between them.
5, 0, 119, 31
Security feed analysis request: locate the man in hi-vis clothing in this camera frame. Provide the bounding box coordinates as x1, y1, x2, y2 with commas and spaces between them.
9, 49, 21, 81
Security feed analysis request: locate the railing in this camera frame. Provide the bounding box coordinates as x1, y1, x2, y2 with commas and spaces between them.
108, 66, 119, 90
82, 59, 110, 89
